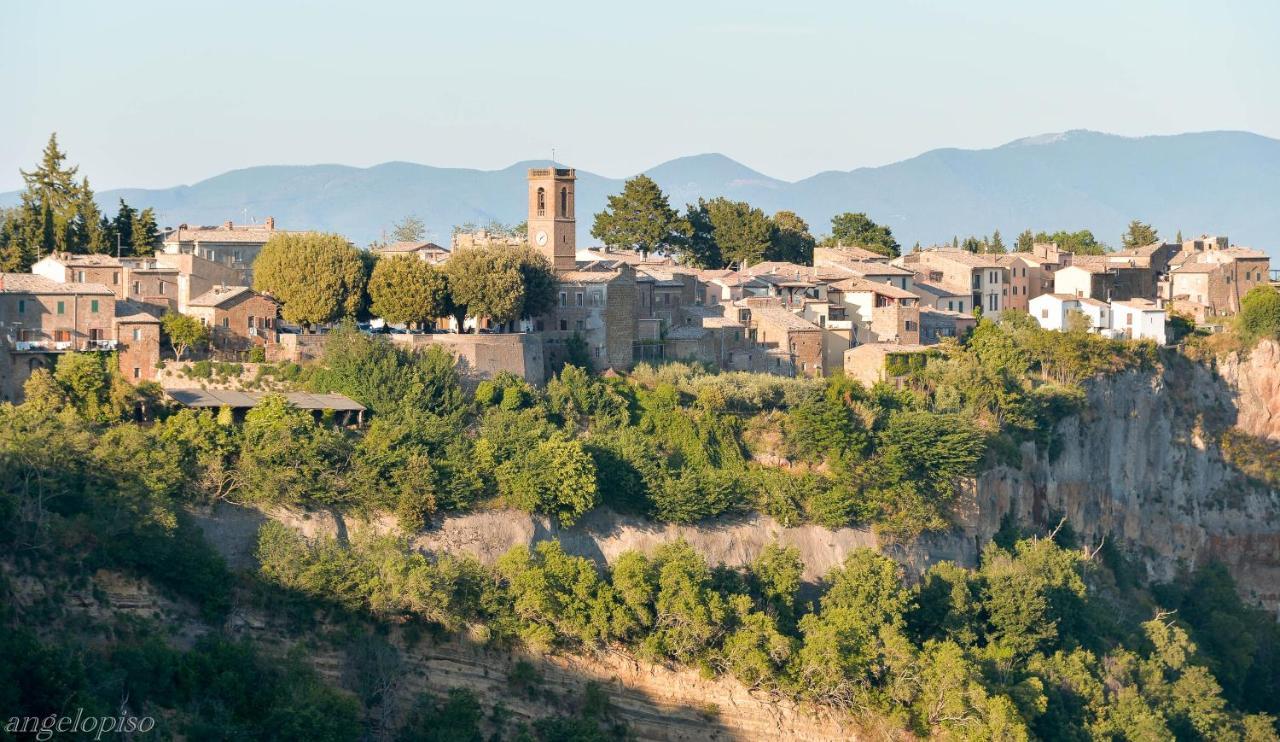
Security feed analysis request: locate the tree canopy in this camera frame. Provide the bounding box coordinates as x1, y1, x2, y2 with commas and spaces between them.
1237, 285, 1280, 345
162, 311, 210, 361
0, 134, 152, 269
367, 255, 451, 328
590, 175, 686, 256
1032, 229, 1108, 255
444, 245, 556, 327
1122, 220, 1160, 250
252, 232, 368, 328
768, 211, 817, 265
827, 212, 901, 257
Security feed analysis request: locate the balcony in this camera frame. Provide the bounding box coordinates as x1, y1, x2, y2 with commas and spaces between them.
9, 338, 117, 352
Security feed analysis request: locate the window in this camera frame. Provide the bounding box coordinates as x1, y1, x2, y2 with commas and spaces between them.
112, 273, 119, 285
17, 299, 24, 314
575, 320, 584, 331
904, 320, 917, 331
132, 367, 141, 379
575, 292, 583, 307
91, 299, 99, 313
1041, 308, 1049, 319
663, 294, 670, 306
946, 300, 953, 311
133, 281, 140, 295
248, 315, 255, 329
536, 187, 546, 216
560, 187, 568, 217
590, 291, 602, 306
158, 282, 166, 295
132, 328, 142, 341
233, 250, 242, 262
593, 346, 601, 358
558, 319, 567, 331
57, 301, 65, 315
76, 270, 85, 282
221, 317, 229, 328
559, 291, 567, 307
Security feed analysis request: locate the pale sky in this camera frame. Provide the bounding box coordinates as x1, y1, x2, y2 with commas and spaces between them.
2, 0, 1277, 191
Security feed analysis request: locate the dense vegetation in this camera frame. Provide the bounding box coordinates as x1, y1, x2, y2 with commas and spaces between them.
3, 310, 1276, 739
0, 135, 160, 271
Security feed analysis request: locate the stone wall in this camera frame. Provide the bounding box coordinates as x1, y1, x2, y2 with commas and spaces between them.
391, 332, 546, 385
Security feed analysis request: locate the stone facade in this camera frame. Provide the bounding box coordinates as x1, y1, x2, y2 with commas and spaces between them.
185, 286, 280, 354
0, 274, 160, 402
526, 168, 577, 271
391, 332, 547, 386
160, 217, 282, 284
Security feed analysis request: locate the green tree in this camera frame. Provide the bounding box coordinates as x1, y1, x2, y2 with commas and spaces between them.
72, 178, 110, 254
50, 352, 135, 423
988, 229, 1007, 254
497, 436, 599, 525
111, 199, 137, 256
590, 175, 686, 256
444, 245, 554, 328
161, 311, 210, 361
1033, 229, 1108, 255
768, 210, 816, 264
1015, 229, 1035, 252
367, 255, 451, 328
19, 133, 81, 257
238, 394, 351, 506
1237, 285, 1280, 344
253, 232, 367, 329
1122, 220, 1160, 250
398, 688, 483, 742
702, 198, 773, 268
827, 212, 901, 257
129, 207, 161, 256
679, 198, 722, 268
389, 214, 426, 243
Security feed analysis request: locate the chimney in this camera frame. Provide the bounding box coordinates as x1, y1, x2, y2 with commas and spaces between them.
265, 216, 275, 230
223, 220, 233, 230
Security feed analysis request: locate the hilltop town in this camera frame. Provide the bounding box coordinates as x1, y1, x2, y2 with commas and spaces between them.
2, 156, 1277, 405
4, 138, 1280, 742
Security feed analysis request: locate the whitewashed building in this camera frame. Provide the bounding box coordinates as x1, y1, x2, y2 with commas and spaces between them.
1110, 299, 1166, 345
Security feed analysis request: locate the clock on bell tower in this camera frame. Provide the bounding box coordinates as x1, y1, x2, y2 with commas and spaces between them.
527, 167, 577, 272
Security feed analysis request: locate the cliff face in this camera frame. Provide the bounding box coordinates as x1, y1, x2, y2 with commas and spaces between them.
1218, 339, 1280, 442
191, 342, 1280, 617
964, 341, 1280, 613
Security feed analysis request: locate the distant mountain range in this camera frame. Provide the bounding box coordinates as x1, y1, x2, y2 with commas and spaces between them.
5, 130, 1279, 259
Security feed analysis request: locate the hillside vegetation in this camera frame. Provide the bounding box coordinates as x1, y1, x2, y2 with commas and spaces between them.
3, 315, 1279, 739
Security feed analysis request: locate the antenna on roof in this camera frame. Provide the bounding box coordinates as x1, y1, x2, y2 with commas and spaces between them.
551, 147, 556, 165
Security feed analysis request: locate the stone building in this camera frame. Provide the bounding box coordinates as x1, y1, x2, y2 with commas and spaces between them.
160, 217, 284, 284
32, 253, 125, 298
0, 274, 158, 402
184, 286, 281, 354
896, 249, 1007, 318
115, 300, 163, 383
843, 343, 934, 388
1164, 241, 1271, 321
739, 300, 825, 377
372, 241, 451, 263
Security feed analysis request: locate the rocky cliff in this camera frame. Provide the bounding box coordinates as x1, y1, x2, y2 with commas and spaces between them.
966, 343, 1280, 613
196, 343, 1280, 617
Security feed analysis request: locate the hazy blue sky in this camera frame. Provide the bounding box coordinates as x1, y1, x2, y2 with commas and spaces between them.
3, 0, 1277, 190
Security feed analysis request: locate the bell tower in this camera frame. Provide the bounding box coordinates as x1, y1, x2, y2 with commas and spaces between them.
527, 167, 577, 272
